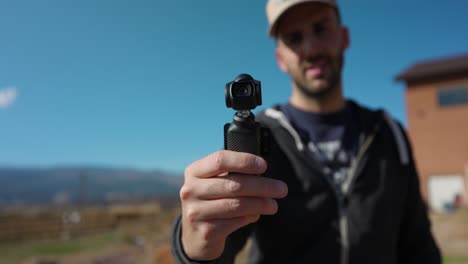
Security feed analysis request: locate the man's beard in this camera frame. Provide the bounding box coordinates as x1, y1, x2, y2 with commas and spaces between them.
292, 53, 344, 99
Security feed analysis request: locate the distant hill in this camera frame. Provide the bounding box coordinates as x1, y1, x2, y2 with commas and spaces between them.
0, 167, 183, 207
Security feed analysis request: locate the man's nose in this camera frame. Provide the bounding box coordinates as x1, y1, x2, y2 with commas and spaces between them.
300, 34, 323, 59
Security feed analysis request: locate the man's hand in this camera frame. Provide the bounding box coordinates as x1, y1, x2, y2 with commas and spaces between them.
180, 150, 288, 261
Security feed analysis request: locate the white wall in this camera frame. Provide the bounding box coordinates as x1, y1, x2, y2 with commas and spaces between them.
427, 175, 464, 213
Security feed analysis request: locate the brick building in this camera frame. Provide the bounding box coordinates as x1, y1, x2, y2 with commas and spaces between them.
396, 53, 468, 212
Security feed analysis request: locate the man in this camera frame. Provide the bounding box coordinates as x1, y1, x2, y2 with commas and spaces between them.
171, 0, 441, 263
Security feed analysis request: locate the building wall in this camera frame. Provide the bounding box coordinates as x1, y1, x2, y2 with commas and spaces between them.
406, 76, 468, 199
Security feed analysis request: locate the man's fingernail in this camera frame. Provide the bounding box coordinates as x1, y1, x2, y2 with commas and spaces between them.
277, 181, 288, 197
256, 156, 267, 170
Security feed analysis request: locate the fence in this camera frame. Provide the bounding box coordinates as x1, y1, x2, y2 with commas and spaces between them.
0, 203, 161, 242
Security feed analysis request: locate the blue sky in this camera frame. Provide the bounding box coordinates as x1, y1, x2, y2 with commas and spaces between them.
1, 0, 467, 173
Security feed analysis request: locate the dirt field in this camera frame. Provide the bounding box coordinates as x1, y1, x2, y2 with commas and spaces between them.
0, 208, 466, 264
431, 210, 468, 262
0, 205, 179, 264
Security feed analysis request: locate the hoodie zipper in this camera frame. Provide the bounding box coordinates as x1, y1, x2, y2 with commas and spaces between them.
337, 130, 378, 264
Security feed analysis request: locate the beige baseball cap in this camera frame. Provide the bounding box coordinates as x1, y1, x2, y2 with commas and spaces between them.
266, 0, 338, 36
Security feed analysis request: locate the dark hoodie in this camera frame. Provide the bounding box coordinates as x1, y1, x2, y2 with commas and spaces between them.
171, 100, 441, 264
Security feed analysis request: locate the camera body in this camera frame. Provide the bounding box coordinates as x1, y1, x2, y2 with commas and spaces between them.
224, 74, 270, 157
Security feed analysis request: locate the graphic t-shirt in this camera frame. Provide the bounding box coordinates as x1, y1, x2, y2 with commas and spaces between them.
281, 101, 359, 191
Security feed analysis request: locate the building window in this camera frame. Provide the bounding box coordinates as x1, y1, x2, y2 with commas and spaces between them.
437, 86, 468, 107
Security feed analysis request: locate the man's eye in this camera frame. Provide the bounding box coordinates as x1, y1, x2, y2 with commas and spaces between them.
315, 23, 331, 37
286, 33, 302, 46
315, 25, 326, 35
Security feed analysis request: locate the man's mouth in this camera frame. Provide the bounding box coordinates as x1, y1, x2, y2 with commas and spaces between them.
304, 58, 327, 78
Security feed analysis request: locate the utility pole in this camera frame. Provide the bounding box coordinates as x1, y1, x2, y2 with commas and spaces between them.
79, 170, 87, 208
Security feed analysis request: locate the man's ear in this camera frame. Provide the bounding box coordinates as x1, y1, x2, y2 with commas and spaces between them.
275, 47, 288, 73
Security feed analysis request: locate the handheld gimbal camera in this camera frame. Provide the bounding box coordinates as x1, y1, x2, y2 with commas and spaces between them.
224, 74, 270, 157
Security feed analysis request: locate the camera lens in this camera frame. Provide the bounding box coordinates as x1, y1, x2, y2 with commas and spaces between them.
232, 83, 252, 97
225, 75, 261, 110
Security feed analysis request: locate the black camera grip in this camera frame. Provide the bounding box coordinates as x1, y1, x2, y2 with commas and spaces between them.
224, 123, 261, 155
